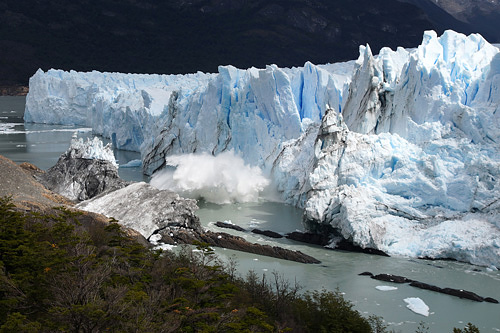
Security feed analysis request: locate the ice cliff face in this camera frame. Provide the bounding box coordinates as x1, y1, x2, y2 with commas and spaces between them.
25, 30, 500, 266
25, 62, 352, 175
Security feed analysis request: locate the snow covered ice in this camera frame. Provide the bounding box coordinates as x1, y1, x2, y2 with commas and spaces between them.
69, 136, 118, 168
376, 286, 398, 291
25, 30, 500, 267
404, 297, 430, 317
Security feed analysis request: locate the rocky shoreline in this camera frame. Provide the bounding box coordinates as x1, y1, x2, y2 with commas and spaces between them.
0, 154, 148, 247
1, 138, 321, 264
0, 85, 28, 96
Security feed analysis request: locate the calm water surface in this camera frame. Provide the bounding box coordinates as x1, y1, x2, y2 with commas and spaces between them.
1, 96, 500, 332
0, 96, 146, 181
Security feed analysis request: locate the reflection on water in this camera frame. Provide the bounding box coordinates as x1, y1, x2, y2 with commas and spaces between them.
2, 96, 500, 332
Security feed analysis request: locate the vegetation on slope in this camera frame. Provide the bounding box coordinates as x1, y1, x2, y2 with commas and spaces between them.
0, 196, 482, 332
0, 196, 377, 332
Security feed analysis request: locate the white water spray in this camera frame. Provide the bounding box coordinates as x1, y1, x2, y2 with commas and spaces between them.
150, 151, 270, 204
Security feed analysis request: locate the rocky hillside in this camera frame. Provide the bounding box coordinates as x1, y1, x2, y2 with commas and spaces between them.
399, 0, 500, 42
0, 0, 457, 86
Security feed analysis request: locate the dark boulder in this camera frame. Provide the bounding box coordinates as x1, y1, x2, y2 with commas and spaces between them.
286, 231, 330, 246
409, 281, 443, 293
215, 221, 246, 232
371, 274, 412, 284
358, 272, 373, 277
334, 239, 390, 256
252, 229, 283, 238
441, 288, 485, 302
484, 297, 499, 304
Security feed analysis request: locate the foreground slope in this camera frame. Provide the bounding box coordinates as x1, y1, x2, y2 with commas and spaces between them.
25, 30, 500, 266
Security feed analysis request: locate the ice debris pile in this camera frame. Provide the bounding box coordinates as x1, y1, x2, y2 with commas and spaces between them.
69, 137, 118, 168
25, 30, 500, 266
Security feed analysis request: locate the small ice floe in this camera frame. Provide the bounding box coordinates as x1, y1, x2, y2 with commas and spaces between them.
404, 297, 429, 317
487, 265, 498, 272
120, 159, 142, 168
376, 286, 398, 291
262, 268, 268, 272
253, 258, 259, 261
0, 123, 16, 132
16, 144, 26, 148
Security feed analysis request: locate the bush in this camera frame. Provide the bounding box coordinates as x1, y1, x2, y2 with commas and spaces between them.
0, 196, 393, 332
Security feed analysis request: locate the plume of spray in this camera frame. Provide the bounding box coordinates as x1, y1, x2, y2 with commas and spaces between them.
150, 151, 270, 204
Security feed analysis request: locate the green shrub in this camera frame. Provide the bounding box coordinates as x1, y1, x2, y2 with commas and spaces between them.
0, 196, 421, 332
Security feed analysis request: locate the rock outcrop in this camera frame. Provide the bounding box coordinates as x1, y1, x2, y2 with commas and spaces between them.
77, 182, 201, 239
78, 182, 321, 264
158, 227, 321, 264
0, 155, 69, 209
0, 154, 147, 246
360, 271, 499, 304
39, 138, 129, 201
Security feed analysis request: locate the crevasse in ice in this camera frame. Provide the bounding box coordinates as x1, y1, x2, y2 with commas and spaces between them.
25, 30, 500, 266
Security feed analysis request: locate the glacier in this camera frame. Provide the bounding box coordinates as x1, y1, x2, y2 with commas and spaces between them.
25, 30, 500, 267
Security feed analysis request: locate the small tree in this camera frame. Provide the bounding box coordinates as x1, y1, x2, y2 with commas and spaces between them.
453, 323, 480, 333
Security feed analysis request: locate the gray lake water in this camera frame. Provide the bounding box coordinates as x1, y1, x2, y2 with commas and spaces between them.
1, 96, 500, 332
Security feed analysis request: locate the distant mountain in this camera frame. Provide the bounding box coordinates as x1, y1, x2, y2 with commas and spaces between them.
0, 0, 472, 86
399, 0, 500, 42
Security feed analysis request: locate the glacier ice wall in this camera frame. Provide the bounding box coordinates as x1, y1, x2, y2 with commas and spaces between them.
25, 30, 500, 266
273, 30, 500, 266
25, 62, 352, 175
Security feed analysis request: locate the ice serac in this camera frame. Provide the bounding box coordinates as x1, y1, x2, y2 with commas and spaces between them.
292, 30, 500, 266
25, 30, 500, 267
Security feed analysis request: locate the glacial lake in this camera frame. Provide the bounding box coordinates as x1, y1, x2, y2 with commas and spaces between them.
1, 96, 500, 332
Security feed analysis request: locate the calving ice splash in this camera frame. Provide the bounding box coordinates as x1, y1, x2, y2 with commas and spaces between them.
150, 151, 270, 204
25, 30, 500, 267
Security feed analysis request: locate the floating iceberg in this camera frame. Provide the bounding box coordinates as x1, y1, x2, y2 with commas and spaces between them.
25, 30, 500, 267
404, 297, 430, 317
376, 286, 398, 291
